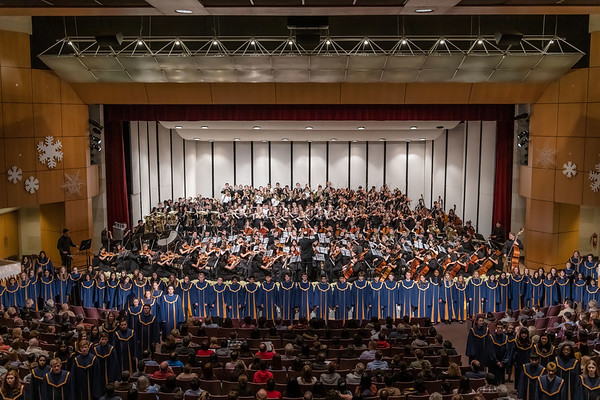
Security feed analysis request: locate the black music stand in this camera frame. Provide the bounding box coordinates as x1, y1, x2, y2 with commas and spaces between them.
80, 239, 92, 269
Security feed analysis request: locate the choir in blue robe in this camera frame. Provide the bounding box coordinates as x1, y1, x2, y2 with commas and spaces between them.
314, 282, 333, 321
127, 303, 142, 330
414, 281, 434, 319
556, 277, 571, 303
488, 331, 509, 385
509, 273, 525, 310
399, 279, 415, 318
210, 282, 228, 318
467, 277, 485, 316
584, 284, 599, 308
42, 369, 72, 400
116, 282, 132, 310
517, 363, 545, 400
95, 280, 106, 309
453, 280, 468, 321
278, 280, 296, 320
569, 255, 583, 275
36, 256, 54, 275
542, 279, 558, 307
54, 276, 70, 305
92, 342, 120, 390
576, 375, 600, 400
483, 279, 499, 313
333, 281, 352, 322
177, 280, 195, 320
536, 375, 565, 400
160, 293, 184, 334
105, 278, 119, 309
31, 363, 50, 400
466, 323, 489, 365
3, 281, 21, 309
40, 275, 55, 304
132, 279, 148, 299
429, 276, 441, 323
68, 271, 82, 305
244, 281, 261, 321
498, 276, 510, 311
70, 353, 101, 400
439, 279, 454, 321
193, 280, 211, 318
136, 311, 160, 357
573, 278, 586, 304
227, 282, 245, 319
352, 278, 370, 321
260, 281, 277, 321
555, 356, 579, 400
513, 339, 534, 390
17, 278, 29, 308
583, 259, 598, 279
382, 280, 399, 319
27, 273, 40, 310
370, 280, 385, 319
80, 278, 95, 308
114, 327, 136, 374
296, 280, 313, 319
527, 277, 544, 307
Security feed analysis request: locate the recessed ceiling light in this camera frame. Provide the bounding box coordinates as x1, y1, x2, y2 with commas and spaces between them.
261, 139, 268, 143
410, 126, 417, 130
307, 139, 313, 143
175, 126, 183, 129
401, 39, 407, 45
67, 40, 73, 46
208, 139, 215, 143
305, 126, 313, 130
419, 138, 426, 141
363, 39, 369, 45
282, 138, 290, 141
137, 39, 144, 46
325, 40, 331, 45
477, 39, 483, 45
415, 8, 433, 13
253, 126, 261, 130
212, 40, 218, 45
406, 139, 411, 143
250, 40, 256, 45
201, 126, 209, 129
352, 140, 358, 143
549, 39, 555, 44
233, 138, 241, 141
175, 9, 192, 14
288, 40, 294, 45
193, 138, 200, 141
439, 39, 446, 45
175, 40, 181, 46
378, 138, 386, 142
330, 138, 338, 142
357, 126, 365, 130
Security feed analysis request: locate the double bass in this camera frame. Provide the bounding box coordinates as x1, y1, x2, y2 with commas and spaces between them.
509, 228, 525, 270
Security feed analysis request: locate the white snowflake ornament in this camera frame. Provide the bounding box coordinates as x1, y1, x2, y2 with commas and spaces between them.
6, 166, 22, 184
37, 136, 63, 168
24, 176, 39, 194
61, 170, 83, 197
562, 161, 577, 179
590, 162, 600, 193
535, 145, 556, 169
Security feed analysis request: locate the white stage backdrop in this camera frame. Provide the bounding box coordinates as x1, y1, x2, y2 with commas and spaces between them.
128, 121, 497, 235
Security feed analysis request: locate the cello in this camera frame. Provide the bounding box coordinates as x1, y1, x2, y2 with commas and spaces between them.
509, 228, 525, 271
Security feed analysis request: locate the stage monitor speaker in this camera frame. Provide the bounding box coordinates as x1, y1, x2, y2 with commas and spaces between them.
95, 32, 124, 47
113, 222, 127, 240
494, 31, 523, 47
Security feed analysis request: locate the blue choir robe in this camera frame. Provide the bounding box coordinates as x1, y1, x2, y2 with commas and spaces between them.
143, 297, 158, 314
132, 279, 148, 299
17, 279, 29, 308
105, 279, 118, 309
370, 281, 385, 319
193, 281, 211, 318
535, 375, 565, 400
42, 370, 72, 400
92, 343, 120, 389
467, 277, 485, 316
277, 281, 295, 320
31, 365, 50, 400
70, 353, 101, 400
95, 280, 107, 309
439, 279, 454, 321
116, 282, 133, 310
583, 261, 598, 279
260, 282, 277, 321
114, 328, 136, 374
513, 340, 534, 390
352, 279, 370, 321
160, 293, 184, 334
102, 323, 118, 345
414, 282, 434, 320
227, 283, 245, 320
382, 281, 399, 319
534, 344, 556, 367
40, 276, 55, 303
54, 276, 70, 305
399, 279, 415, 318
80, 279, 95, 308
453, 281, 468, 321
149, 278, 166, 292
68, 272, 81, 303
555, 356, 579, 400
483, 280, 499, 313
0, 286, 5, 309
27, 275, 40, 310
584, 285, 600, 308
296, 281, 313, 319
244, 282, 261, 321
518, 363, 545, 400
576, 375, 600, 400
509, 274, 525, 310
333, 282, 352, 322
466, 324, 489, 365
127, 304, 142, 329
136, 313, 160, 357
210, 283, 228, 318
429, 277, 441, 323
527, 277, 543, 307
36, 257, 54, 275
177, 281, 195, 320
573, 279, 586, 304
3, 283, 21, 309
556, 278, 571, 303
498, 277, 510, 311
565, 267, 576, 280
542, 279, 558, 307
314, 282, 333, 321
569, 256, 583, 275
152, 289, 164, 301
488, 332, 509, 384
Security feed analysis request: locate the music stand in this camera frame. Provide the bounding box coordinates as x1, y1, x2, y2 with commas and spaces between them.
79, 239, 92, 270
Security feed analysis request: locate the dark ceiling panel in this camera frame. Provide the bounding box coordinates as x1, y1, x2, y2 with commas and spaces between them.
458, 0, 600, 5
253, 0, 303, 5
0, 0, 150, 6
199, 0, 250, 6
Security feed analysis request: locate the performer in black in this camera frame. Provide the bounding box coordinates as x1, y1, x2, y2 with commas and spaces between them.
57, 229, 77, 269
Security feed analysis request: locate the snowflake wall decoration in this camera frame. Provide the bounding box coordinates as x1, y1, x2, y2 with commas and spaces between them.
562, 161, 577, 179
6, 166, 22, 184
535, 145, 556, 169
37, 136, 63, 168
24, 176, 39, 194
590, 163, 600, 193
61, 170, 83, 197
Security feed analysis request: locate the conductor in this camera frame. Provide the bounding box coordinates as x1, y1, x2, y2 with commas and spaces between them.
57, 228, 78, 269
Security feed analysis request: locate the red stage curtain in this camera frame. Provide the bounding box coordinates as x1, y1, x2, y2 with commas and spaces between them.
105, 104, 514, 231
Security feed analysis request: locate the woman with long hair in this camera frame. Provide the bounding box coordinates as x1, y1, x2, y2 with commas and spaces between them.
0, 370, 23, 400
556, 343, 579, 400
578, 359, 600, 400
512, 326, 533, 390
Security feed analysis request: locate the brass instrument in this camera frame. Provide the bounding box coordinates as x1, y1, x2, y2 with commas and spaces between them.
167, 211, 179, 226
144, 216, 155, 234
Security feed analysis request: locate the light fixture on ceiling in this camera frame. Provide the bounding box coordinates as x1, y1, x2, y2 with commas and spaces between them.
378, 138, 386, 142
175, 39, 181, 46
439, 38, 446, 45
410, 126, 417, 130
406, 139, 411, 143
477, 38, 483, 45
325, 39, 331, 45
137, 39, 144, 46
208, 139, 215, 143
363, 39, 369, 45
212, 40, 219, 45
253, 126, 261, 130
67, 40, 73, 46
419, 138, 426, 141
250, 40, 256, 45
305, 126, 313, 130
233, 138, 241, 142
194, 138, 200, 141
175, 9, 193, 14
330, 138, 338, 142
357, 126, 365, 130
201, 126, 209, 129
175, 125, 183, 129
401, 38, 407, 45
307, 139, 313, 143
352, 140, 358, 143
288, 40, 294, 45
415, 8, 433, 13
261, 139, 268, 143
282, 138, 290, 141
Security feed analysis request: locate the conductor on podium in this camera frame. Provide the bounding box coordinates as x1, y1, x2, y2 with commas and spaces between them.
57, 228, 78, 269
